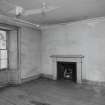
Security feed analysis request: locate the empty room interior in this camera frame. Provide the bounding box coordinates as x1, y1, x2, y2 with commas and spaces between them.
0, 0, 105, 105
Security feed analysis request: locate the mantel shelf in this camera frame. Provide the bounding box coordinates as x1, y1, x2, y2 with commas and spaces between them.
50, 55, 84, 58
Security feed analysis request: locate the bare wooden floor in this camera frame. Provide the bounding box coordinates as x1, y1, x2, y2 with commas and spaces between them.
0, 78, 105, 105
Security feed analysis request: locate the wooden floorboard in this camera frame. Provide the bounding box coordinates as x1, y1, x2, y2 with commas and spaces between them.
0, 78, 105, 105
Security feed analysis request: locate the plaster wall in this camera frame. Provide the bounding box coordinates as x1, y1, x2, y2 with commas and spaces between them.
21, 27, 41, 79
8, 30, 18, 82
41, 18, 105, 82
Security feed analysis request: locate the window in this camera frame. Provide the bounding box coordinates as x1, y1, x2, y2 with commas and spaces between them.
0, 30, 8, 70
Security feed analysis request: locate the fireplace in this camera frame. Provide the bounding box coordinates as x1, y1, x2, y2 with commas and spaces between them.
57, 62, 77, 82
51, 55, 84, 84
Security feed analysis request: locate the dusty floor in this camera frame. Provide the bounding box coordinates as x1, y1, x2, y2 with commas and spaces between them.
0, 78, 105, 105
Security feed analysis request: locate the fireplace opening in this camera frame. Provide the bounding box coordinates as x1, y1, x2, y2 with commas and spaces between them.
57, 62, 77, 82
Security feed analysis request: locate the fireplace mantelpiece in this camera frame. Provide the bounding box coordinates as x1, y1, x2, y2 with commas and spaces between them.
50, 55, 84, 83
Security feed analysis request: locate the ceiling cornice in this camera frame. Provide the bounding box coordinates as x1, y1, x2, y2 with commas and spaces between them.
40, 16, 105, 30
0, 14, 41, 30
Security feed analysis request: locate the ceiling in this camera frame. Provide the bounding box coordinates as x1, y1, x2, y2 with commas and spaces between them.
1, 0, 105, 25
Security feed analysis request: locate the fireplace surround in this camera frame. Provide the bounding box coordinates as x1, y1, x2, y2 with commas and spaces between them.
51, 55, 84, 83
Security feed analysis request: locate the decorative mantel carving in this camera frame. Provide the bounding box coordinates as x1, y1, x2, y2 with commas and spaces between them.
50, 55, 84, 84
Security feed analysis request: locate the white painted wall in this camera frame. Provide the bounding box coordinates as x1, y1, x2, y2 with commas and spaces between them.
21, 27, 41, 79
41, 18, 105, 82
8, 30, 18, 83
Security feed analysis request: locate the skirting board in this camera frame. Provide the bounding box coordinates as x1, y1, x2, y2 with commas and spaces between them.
41, 74, 105, 87
40, 74, 54, 80
20, 74, 105, 87
21, 73, 54, 83
21, 74, 41, 84
82, 80, 105, 87
20, 74, 53, 84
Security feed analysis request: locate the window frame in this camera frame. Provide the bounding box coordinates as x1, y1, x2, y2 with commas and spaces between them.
0, 29, 9, 71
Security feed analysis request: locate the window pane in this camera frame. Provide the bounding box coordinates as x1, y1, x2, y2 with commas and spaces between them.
0, 50, 7, 59
0, 30, 6, 40
0, 40, 6, 49
0, 59, 7, 69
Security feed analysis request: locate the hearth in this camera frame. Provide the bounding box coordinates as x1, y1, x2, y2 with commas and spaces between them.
51, 55, 84, 83
57, 62, 77, 82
